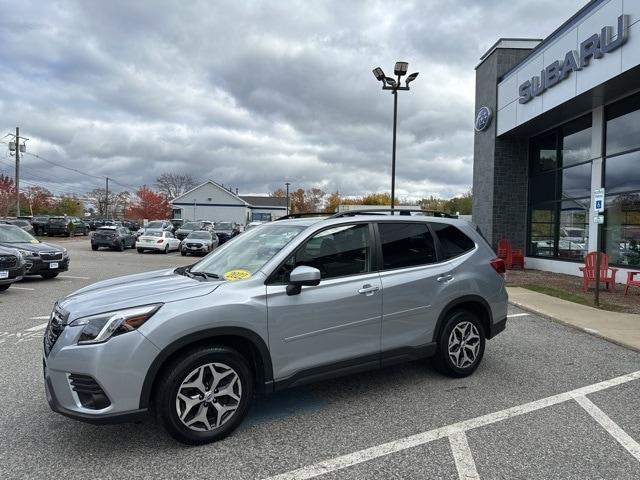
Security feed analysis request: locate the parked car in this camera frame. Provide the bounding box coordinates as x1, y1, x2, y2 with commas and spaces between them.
4, 218, 36, 236
175, 221, 213, 241
0, 245, 25, 292
47, 217, 89, 237
136, 230, 181, 253
91, 226, 137, 251
43, 213, 508, 444
213, 221, 235, 244
31, 215, 51, 236
180, 230, 218, 256
137, 220, 174, 237
170, 219, 184, 230
0, 224, 69, 279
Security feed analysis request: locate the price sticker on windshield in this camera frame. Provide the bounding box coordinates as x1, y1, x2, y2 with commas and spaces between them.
223, 269, 252, 281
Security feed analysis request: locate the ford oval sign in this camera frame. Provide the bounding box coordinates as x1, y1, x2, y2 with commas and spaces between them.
475, 106, 492, 132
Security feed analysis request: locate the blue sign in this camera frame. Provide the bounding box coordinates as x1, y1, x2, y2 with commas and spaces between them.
475, 106, 493, 132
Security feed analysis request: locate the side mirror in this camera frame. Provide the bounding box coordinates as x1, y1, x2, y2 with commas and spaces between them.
286, 266, 321, 296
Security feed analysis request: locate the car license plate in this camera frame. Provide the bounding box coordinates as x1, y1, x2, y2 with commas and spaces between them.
49, 262, 59, 269
0, 271, 8, 279
145, 239, 153, 243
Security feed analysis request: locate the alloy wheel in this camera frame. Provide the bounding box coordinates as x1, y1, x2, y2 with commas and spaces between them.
175, 362, 242, 432
447, 321, 481, 369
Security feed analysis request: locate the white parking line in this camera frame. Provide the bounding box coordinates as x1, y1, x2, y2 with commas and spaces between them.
25, 323, 48, 332
9, 286, 34, 291
263, 370, 640, 480
58, 275, 90, 280
507, 313, 530, 318
449, 432, 480, 480
30, 316, 50, 320
574, 395, 640, 462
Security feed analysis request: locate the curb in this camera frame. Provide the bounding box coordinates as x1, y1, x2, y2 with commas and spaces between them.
508, 299, 640, 354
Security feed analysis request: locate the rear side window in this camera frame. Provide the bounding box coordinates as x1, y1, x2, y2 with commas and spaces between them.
379, 223, 437, 270
431, 223, 475, 259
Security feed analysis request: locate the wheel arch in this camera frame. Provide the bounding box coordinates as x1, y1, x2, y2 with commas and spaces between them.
139, 327, 274, 409
434, 295, 494, 343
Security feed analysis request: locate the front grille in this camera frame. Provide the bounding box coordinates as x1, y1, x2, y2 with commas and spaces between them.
44, 305, 67, 356
40, 251, 63, 261
68, 374, 111, 409
186, 243, 202, 247
0, 255, 18, 268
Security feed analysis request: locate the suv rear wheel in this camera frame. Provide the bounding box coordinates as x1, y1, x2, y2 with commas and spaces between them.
434, 310, 485, 378
155, 345, 253, 445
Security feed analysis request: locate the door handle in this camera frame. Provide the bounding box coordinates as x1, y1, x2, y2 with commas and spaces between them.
437, 274, 454, 283
358, 284, 379, 296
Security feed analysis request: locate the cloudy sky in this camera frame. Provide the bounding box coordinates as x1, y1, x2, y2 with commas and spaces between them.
0, 0, 586, 200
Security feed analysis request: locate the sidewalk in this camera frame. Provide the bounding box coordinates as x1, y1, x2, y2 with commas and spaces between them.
507, 286, 640, 353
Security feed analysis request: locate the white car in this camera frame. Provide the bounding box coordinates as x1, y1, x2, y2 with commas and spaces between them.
136, 230, 181, 254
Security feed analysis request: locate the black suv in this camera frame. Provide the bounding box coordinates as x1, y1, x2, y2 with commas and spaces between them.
47, 217, 89, 237
0, 224, 69, 279
0, 245, 25, 292
31, 216, 50, 236
91, 226, 137, 251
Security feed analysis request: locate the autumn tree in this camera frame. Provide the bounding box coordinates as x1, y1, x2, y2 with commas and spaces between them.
22, 186, 53, 215
156, 173, 197, 200
86, 188, 130, 217
53, 195, 84, 216
0, 174, 15, 217
126, 186, 170, 220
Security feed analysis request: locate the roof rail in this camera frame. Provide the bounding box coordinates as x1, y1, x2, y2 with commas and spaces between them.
329, 208, 457, 219
274, 212, 329, 221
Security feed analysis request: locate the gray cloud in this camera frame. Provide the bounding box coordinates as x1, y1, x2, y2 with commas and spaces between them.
0, 0, 587, 200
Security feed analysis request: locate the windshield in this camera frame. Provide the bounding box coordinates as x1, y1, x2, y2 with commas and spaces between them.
147, 221, 164, 228
215, 222, 233, 230
0, 225, 38, 243
142, 231, 163, 237
188, 231, 210, 239
50, 218, 67, 224
181, 222, 201, 230
191, 224, 305, 279
97, 227, 117, 233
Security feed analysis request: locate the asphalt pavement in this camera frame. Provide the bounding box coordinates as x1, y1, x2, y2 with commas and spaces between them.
0, 237, 639, 479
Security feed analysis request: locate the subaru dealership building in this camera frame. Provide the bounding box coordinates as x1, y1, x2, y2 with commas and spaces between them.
473, 0, 640, 275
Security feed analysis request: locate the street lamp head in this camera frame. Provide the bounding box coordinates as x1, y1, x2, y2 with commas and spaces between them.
372, 67, 385, 82
394, 61, 408, 76
384, 77, 397, 88
405, 72, 419, 87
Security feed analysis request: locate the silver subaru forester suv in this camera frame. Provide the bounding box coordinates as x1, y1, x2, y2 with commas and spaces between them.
43, 211, 508, 444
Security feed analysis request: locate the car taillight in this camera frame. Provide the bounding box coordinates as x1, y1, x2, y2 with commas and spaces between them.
490, 257, 506, 278
157, 239, 163, 243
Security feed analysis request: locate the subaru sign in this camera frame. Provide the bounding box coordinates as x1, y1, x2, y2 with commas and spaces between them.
475, 106, 493, 132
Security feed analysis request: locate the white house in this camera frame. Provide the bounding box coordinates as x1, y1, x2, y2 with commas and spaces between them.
170, 180, 287, 225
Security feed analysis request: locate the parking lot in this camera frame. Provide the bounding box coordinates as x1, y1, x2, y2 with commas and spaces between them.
1, 237, 639, 479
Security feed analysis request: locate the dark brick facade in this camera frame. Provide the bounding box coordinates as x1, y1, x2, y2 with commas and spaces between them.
472, 46, 532, 251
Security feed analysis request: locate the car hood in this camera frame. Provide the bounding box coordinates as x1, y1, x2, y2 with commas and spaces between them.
184, 238, 209, 243
59, 268, 223, 321
0, 240, 64, 253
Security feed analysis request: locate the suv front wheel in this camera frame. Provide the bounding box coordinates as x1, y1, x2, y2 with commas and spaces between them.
155, 345, 253, 445
434, 310, 485, 378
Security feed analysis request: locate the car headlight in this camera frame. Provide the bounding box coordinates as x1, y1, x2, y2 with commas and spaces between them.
62, 248, 68, 258
16, 248, 36, 258
69, 304, 162, 345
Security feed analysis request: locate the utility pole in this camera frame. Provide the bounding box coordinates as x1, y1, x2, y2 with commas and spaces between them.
15, 127, 20, 217
285, 182, 291, 215
105, 177, 109, 219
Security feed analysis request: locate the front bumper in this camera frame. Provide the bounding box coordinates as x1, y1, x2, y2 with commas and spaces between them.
43, 323, 160, 424
24, 256, 69, 275
0, 264, 25, 284
183, 244, 208, 253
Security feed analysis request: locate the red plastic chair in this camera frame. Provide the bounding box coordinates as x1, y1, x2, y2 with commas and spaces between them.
625, 271, 640, 296
497, 239, 525, 270
579, 252, 618, 292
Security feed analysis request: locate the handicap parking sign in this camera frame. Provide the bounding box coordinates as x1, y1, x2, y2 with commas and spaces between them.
593, 188, 605, 213
595, 200, 602, 210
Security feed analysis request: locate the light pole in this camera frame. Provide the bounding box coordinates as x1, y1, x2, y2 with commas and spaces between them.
372, 62, 419, 211
285, 182, 291, 215
7, 127, 28, 217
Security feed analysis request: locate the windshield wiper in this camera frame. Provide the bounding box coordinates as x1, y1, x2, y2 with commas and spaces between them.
177, 266, 219, 280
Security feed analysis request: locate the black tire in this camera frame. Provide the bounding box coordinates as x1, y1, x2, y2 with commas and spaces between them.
0, 284, 11, 292
154, 345, 253, 445
181, 250, 187, 256
433, 309, 485, 378
164, 244, 169, 254
83, 229, 88, 236
137, 248, 144, 253
41, 272, 59, 280
118, 240, 125, 252
91, 244, 99, 251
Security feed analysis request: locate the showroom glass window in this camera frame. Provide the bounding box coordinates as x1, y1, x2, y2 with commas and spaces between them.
604, 92, 640, 267
528, 115, 591, 260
